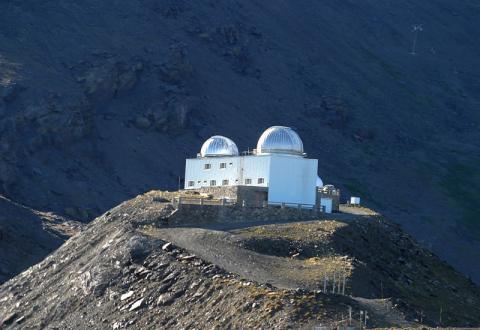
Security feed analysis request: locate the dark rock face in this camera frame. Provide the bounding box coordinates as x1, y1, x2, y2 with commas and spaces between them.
0, 1, 479, 284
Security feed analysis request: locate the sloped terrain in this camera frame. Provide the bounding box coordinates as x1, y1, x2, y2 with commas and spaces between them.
0, 1, 479, 284
0, 195, 81, 284
233, 220, 480, 326
1, 192, 478, 329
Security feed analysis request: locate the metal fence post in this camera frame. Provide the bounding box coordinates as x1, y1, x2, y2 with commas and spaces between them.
332, 273, 336, 293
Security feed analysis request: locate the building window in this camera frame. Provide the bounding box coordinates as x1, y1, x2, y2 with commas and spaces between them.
188, 181, 195, 187
197, 181, 201, 184
257, 178, 265, 184
229, 162, 233, 166
244, 178, 252, 185
204, 163, 211, 170
222, 179, 229, 186
210, 180, 216, 186
220, 162, 226, 169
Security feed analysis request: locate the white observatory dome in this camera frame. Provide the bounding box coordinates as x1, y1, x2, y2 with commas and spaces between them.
200, 135, 239, 157
256, 126, 304, 156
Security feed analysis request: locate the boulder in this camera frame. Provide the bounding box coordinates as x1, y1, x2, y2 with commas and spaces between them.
1, 312, 17, 326
134, 116, 151, 129
82, 60, 143, 103
156, 293, 175, 306
129, 298, 144, 311
120, 291, 134, 301
1, 83, 25, 103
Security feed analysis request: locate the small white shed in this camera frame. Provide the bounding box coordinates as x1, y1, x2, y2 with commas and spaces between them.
350, 196, 361, 206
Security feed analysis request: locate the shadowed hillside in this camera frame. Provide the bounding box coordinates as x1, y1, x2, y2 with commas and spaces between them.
0, 195, 81, 283
1, 193, 478, 329
0, 1, 479, 283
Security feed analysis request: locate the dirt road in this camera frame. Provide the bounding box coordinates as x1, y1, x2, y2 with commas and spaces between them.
152, 226, 308, 289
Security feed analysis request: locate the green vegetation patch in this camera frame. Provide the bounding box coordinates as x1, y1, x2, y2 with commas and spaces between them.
344, 178, 384, 208
439, 161, 480, 239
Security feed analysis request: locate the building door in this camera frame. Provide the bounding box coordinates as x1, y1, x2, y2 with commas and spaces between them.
254, 191, 268, 207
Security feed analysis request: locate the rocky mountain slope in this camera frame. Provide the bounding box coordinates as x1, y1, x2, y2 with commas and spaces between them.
1, 192, 479, 329
0, 1, 479, 283
0, 195, 81, 284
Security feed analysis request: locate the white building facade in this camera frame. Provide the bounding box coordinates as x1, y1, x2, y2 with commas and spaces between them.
184, 126, 322, 207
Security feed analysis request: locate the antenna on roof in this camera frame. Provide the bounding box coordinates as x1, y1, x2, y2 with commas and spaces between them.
410, 24, 423, 55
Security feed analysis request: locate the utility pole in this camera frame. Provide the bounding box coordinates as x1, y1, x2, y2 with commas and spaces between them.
323, 275, 328, 293
348, 306, 352, 326
381, 280, 384, 299
365, 311, 368, 328
342, 274, 346, 295
410, 24, 423, 55
332, 273, 336, 293
439, 306, 443, 326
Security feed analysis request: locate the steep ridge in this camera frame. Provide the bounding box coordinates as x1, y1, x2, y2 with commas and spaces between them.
0, 1, 479, 283
1, 192, 478, 329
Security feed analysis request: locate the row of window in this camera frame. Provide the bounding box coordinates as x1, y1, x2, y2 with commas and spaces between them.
187, 177, 265, 187
245, 178, 265, 184
204, 162, 232, 170
188, 179, 229, 187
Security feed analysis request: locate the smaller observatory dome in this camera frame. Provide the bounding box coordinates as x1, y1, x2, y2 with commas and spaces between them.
316, 176, 324, 188
256, 126, 304, 156
200, 135, 239, 157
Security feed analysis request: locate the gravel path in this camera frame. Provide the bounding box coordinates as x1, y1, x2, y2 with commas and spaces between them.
152, 223, 415, 327
154, 227, 309, 289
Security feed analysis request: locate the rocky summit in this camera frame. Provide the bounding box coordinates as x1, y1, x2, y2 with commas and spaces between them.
1, 192, 479, 329
0, 1, 479, 286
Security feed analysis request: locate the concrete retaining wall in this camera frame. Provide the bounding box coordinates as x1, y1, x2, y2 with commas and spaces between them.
190, 186, 268, 207
168, 204, 321, 226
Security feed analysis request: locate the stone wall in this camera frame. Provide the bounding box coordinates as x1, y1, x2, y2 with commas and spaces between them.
188, 185, 342, 211
191, 186, 268, 207
192, 186, 239, 200
168, 204, 321, 226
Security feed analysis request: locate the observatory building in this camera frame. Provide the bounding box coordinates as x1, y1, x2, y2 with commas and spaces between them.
184, 126, 329, 209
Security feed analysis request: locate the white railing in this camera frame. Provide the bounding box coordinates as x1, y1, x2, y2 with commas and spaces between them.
172, 197, 236, 207
267, 201, 322, 210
